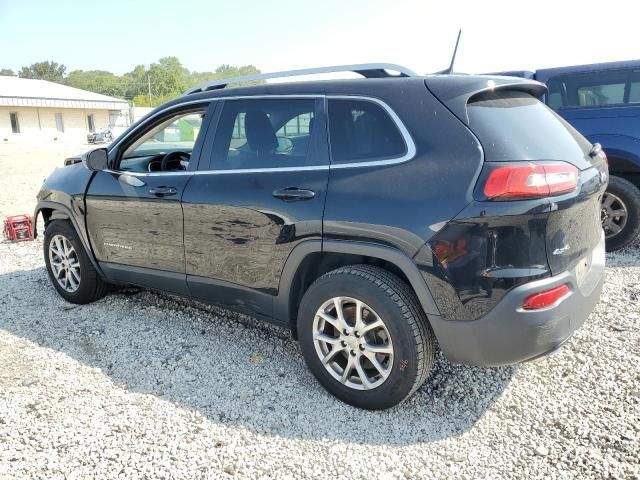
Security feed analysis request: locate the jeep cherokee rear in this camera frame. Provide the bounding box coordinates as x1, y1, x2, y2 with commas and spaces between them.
35, 64, 607, 410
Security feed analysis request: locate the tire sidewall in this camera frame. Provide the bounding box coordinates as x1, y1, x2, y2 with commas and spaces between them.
605, 176, 640, 251
44, 221, 96, 303
298, 272, 422, 409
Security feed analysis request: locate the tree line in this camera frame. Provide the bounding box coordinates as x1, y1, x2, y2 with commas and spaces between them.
0, 58, 261, 107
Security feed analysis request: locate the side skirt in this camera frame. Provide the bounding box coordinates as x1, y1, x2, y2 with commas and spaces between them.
98, 262, 288, 329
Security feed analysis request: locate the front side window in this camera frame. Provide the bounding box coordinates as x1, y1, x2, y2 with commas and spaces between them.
211, 98, 320, 170
327, 99, 406, 164
119, 109, 206, 172
547, 70, 629, 108
9, 112, 19, 133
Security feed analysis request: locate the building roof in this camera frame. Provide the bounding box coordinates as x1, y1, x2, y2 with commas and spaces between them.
0, 76, 128, 110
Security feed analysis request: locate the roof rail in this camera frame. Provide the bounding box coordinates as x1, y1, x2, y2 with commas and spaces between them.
183, 63, 417, 95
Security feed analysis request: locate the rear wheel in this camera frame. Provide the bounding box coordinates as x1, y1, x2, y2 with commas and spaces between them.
297, 265, 436, 410
44, 220, 109, 304
602, 176, 640, 251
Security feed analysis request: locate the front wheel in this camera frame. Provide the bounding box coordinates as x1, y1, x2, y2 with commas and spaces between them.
44, 220, 109, 304
297, 265, 436, 410
602, 176, 640, 252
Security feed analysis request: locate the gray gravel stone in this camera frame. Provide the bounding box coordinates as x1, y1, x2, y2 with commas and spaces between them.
0, 237, 639, 479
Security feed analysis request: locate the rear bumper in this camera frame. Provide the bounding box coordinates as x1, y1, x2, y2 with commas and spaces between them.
429, 232, 605, 366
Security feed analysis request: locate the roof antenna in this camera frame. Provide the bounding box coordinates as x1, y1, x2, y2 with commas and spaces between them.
438, 29, 462, 74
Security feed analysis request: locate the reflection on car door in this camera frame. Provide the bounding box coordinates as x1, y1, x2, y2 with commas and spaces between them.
182, 97, 329, 321
85, 103, 215, 295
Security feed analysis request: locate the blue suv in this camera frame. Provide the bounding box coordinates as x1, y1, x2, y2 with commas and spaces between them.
491, 60, 640, 251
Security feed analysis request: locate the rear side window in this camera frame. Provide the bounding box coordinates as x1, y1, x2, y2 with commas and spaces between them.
547, 70, 629, 108
467, 90, 592, 162
211, 98, 322, 170
328, 99, 406, 164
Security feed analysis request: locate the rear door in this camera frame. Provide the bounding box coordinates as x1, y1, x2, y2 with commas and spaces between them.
85, 103, 215, 294
182, 96, 329, 319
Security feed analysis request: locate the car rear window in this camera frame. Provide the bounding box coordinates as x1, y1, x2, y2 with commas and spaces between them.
328, 99, 406, 164
467, 90, 592, 162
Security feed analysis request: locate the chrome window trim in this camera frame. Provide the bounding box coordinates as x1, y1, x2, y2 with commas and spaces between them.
103, 169, 196, 177
325, 95, 416, 169
108, 99, 214, 154
107, 94, 416, 177
104, 165, 330, 177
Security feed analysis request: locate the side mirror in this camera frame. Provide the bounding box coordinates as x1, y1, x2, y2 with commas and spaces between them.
82, 148, 109, 171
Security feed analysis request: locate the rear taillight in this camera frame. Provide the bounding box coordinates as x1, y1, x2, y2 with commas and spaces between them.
522, 284, 571, 310
482, 162, 579, 200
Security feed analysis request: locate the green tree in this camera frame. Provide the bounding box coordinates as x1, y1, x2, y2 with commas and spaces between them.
13, 58, 263, 106
189, 65, 261, 87
65, 70, 124, 97
0, 68, 15, 76
121, 65, 149, 100
148, 56, 189, 97
18, 61, 66, 81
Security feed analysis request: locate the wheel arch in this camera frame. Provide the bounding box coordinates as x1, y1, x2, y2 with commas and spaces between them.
34, 201, 104, 277
274, 240, 441, 330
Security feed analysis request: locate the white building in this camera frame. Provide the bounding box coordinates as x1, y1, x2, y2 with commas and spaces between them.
0, 76, 130, 143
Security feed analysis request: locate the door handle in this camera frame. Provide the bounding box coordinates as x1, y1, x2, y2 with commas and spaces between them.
272, 187, 316, 201
149, 186, 178, 197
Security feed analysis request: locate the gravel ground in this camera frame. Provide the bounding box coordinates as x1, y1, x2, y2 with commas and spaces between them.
0, 143, 87, 220
1, 146, 639, 479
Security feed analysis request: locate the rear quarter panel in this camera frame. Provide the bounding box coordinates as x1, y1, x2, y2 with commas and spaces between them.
554, 105, 640, 140
323, 81, 484, 257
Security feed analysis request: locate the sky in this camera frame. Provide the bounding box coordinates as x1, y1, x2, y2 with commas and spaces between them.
0, 0, 638, 77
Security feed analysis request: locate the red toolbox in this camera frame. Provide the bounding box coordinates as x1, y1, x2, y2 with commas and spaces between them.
2, 215, 34, 242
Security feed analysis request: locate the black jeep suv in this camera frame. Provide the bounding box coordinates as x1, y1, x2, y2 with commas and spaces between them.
36, 64, 607, 410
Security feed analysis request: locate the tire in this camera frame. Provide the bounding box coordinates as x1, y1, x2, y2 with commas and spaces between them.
44, 220, 109, 304
603, 176, 640, 252
297, 265, 436, 410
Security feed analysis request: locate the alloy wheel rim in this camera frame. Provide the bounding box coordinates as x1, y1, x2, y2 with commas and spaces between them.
312, 296, 393, 391
601, 192, 628, 239
48, 234, 81, 293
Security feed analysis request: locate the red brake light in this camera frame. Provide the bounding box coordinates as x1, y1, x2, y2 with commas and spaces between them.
483, 162, 579, 200
522, 284, 571, 310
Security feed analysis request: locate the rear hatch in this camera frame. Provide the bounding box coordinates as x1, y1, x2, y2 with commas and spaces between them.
426, 76, 608, 275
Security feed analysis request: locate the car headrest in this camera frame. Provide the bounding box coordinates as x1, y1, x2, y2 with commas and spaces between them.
245, 110, 278, 154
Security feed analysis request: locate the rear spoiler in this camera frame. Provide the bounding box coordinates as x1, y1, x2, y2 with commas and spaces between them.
424, 75, 547, 125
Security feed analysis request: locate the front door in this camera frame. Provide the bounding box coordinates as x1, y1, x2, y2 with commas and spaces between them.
85, 104, 214, 294
182, 97, 329, 318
